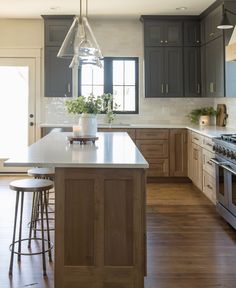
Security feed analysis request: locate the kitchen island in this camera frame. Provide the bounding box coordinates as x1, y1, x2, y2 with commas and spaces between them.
5, 132, 148, 288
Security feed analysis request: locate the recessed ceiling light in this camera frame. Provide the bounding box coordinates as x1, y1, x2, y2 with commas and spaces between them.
176, 7, 188, 11
50, 6, 60, 11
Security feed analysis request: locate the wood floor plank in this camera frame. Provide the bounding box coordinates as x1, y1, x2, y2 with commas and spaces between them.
0, 178, 236, 287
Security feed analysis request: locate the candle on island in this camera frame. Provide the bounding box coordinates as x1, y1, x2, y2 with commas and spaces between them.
73, 125, 81, 137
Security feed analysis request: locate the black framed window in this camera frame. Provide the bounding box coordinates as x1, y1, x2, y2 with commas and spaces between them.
78, 57, 139, 114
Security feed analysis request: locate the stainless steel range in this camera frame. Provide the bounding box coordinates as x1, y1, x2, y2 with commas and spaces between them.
211, 134, 236, 229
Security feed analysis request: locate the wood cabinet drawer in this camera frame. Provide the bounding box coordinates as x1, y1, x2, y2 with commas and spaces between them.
98, 128, 136, 141
146, 159, 169, 177
202, 136, 214, 152
202, 149, 215, 177
191, 131, 203, 146
203, 170, 216, 204
136, 129, 169, 140
136, 140, 169, 158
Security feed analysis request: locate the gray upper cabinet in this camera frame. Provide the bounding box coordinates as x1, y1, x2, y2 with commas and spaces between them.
165, 47, 183, 97
205, 5, 223, 43
144, 47, 165, 97
45, 47, 72, 98
144, 47, 183, 97
43, 15, 74, 97
45, 19, 74, 46
184, 47, 201, 97
144, 20, 183, 46
205, 37, 224, 97
184, 21, 201, 46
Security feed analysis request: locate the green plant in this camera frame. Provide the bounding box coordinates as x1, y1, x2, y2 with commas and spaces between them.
65, 95, 103, 115
65, 94, 119, 121
101, 93, 119, 124
188, 107, 217, 124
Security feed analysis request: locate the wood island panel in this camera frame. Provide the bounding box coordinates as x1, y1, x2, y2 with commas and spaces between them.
55, 167, 146, 288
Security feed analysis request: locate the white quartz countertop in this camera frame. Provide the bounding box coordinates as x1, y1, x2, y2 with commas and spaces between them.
39, 123, 236, 138
4, 132, 149, 169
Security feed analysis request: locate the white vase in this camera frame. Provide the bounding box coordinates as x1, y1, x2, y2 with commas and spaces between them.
79, 113, 97, 137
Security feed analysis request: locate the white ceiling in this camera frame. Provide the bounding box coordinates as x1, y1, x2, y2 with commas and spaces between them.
0, 0, 216, 19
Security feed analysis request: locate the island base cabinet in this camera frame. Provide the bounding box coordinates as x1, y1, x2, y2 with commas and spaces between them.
55, 168, 146, 288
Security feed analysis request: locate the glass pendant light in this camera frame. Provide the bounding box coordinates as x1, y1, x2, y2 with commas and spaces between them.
57, 0, 103, 68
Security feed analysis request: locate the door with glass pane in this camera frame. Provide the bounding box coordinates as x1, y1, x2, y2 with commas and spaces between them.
0, 58, 36, 172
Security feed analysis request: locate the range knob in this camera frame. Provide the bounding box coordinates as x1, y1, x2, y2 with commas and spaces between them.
226, 149, 231, 157
213, 145, 216, 151
232, 152, 236, 160
222, 148, 227, 155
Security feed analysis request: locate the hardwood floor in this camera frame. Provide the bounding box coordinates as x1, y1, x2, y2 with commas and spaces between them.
146, 183, 236, 288
0, 177, 236, 287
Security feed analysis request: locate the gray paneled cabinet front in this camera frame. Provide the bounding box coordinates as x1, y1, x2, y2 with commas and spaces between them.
144, 20, 183, 47
145, 47, 183, 97
205, 37, 224, 97
43, 16, 74, 97
184, 47, 201, 97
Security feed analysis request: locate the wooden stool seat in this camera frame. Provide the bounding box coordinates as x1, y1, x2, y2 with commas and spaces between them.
10, 179, 53, 192
9, 178, 54, 276
27, 168, 55, 179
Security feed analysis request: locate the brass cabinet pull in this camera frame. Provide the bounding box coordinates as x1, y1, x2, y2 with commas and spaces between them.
161, 83, 164, 94
197, 83, 201, 94
68, 83, 71, 93
210, 82, 215, 93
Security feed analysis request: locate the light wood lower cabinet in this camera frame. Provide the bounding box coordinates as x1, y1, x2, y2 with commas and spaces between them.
136, 129, 169, 177
55, 167, 146, 288
188, 131, 216, 204
191, 142, 203, 191
169, 129, 187, 177
203, 170, 216, 204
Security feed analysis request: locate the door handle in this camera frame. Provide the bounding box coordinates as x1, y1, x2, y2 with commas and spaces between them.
166, 84, 169, 94
221, 165, 236, 176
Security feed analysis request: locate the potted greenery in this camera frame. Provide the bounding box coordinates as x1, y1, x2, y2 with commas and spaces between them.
187, 107, 217, 126
65, 94, 117, 136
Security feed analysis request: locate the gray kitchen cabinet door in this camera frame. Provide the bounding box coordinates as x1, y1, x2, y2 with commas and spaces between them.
201, 45, 206, 97
205, 37, 224, 97
164, 21, 183, 46
144, 21, 165, 46
165, 47, 183, 97
184, 21, 201, 46
144, 20, 182, 47
45, 47, 72, 97
205, 5, 223, 43
184, 47, 201, 97
214, 36, 225, 97
44, 18, 74, 47
144, 47, 165, 97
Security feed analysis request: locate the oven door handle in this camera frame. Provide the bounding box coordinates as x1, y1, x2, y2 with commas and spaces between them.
210, 158, 223, 166
221, 164, 236, 176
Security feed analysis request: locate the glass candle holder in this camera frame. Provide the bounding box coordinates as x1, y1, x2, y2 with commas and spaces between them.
73, 125, 81, 137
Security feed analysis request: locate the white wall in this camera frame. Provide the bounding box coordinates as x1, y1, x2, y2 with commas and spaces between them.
0, 18, 235, 127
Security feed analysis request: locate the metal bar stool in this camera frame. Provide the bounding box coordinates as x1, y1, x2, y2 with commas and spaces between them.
9, 179, 54, 277
27, 168, 55, 236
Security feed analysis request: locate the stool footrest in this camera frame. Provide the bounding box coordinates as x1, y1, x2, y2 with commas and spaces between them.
9, 238, 54, 256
